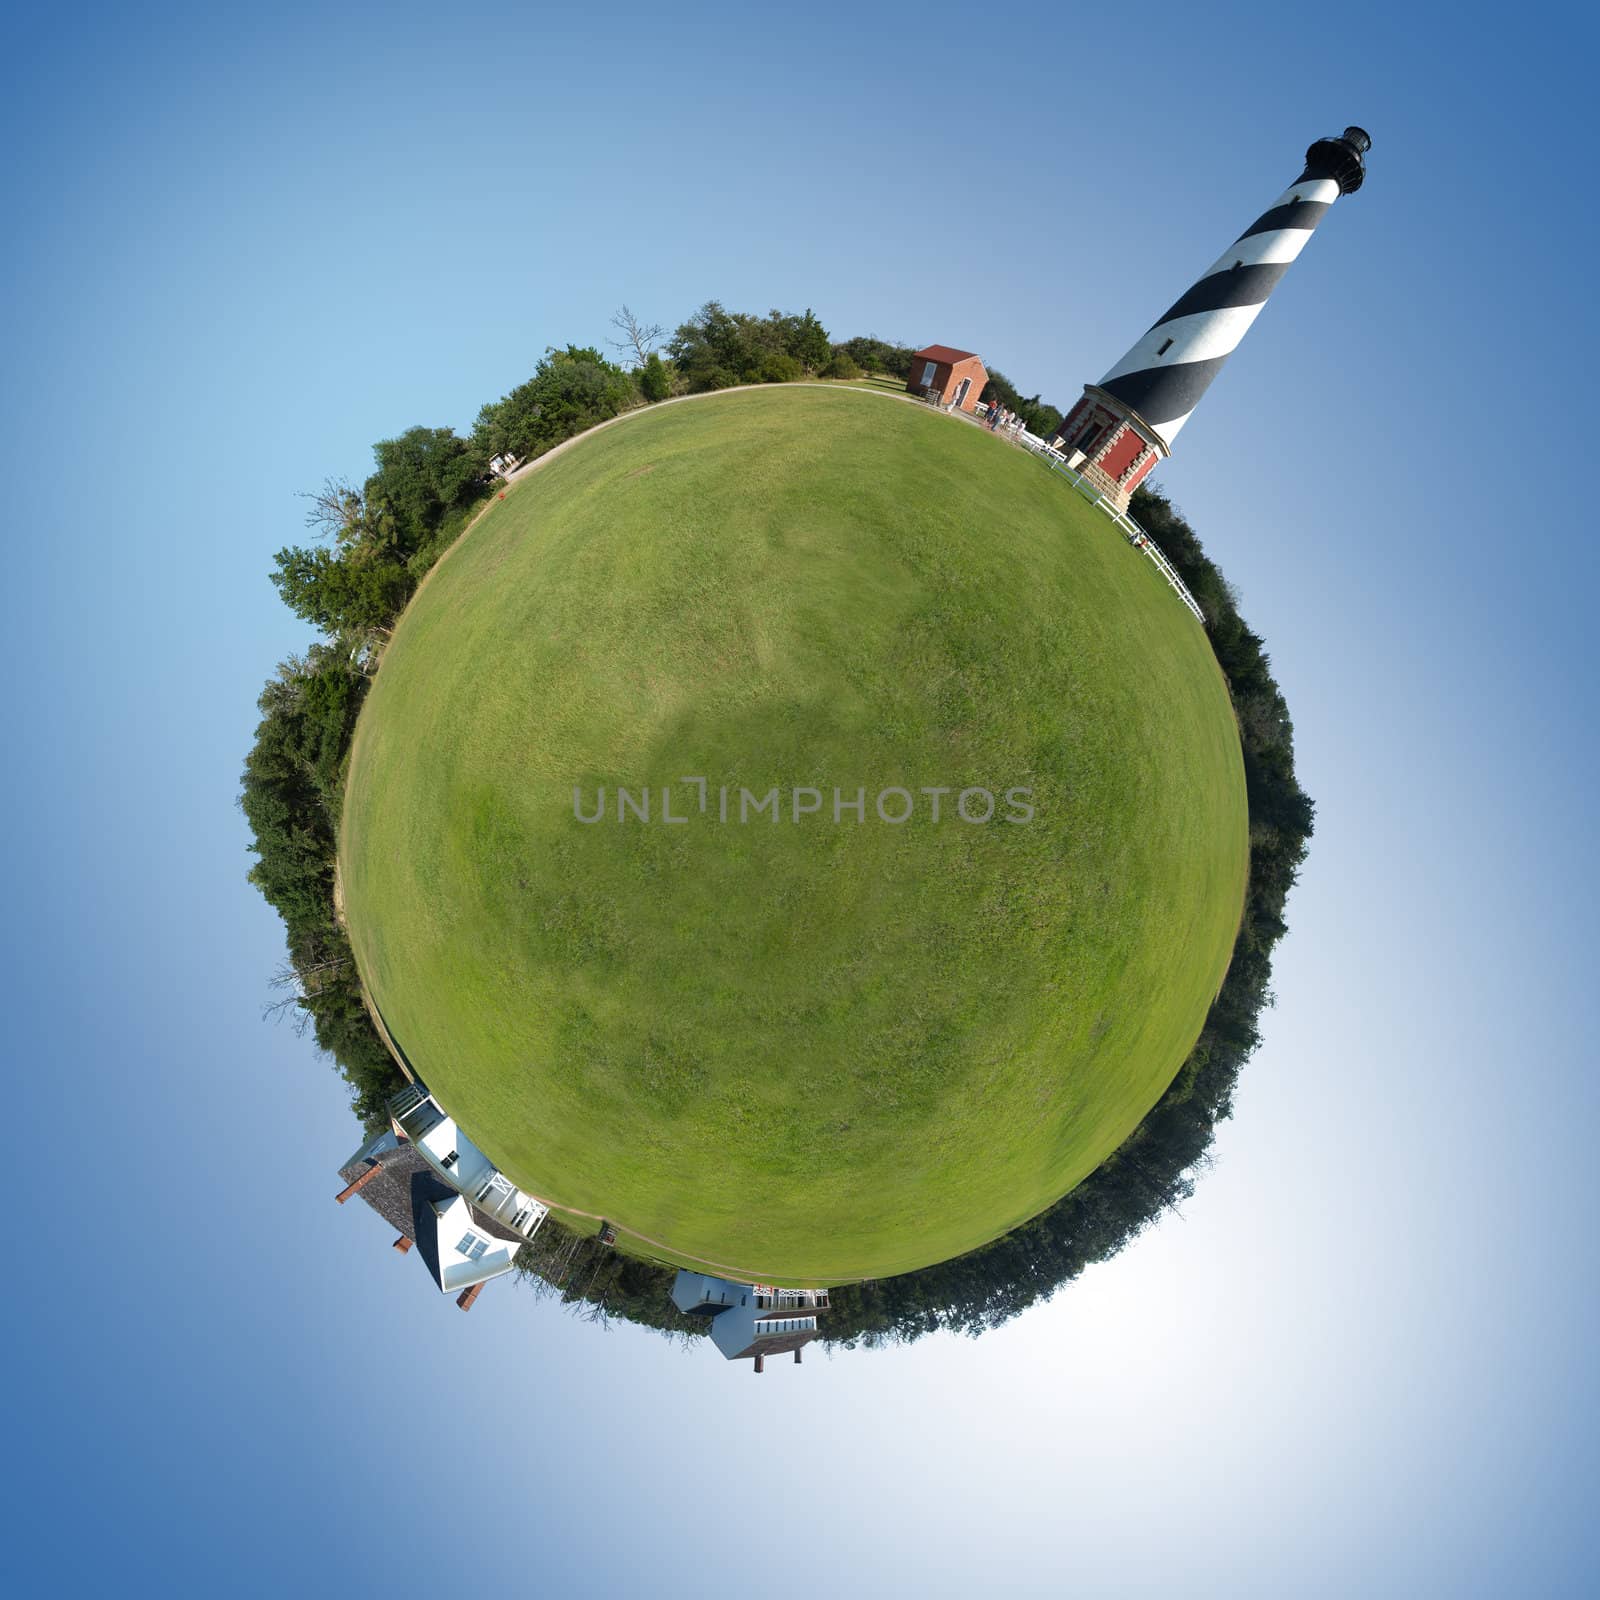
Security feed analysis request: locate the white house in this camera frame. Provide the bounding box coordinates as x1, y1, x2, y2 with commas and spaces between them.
336, 1081, 550, 1309
423, 1191, 522, 1296
670, 1271, 831, 1371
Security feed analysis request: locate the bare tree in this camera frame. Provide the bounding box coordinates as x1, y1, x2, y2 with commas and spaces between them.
263, 979, 312, 1035
298, 477, 365, 543
608, 304, 663, 368
262, 953, 348, 1033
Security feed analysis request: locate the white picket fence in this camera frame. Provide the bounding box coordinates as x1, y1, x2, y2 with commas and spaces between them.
979, 408, 1206, 625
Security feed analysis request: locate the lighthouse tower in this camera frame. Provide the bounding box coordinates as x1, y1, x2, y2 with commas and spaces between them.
1052, 126, 1371, 510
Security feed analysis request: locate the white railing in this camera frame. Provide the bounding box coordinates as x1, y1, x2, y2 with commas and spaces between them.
753, 1287, 830, 1310
991, 423, 1206, 625
1110, 510, 1206, 626
388, 1082, 431, 1121
475, 1171, 515, 1207
389, 1084, 549, 1239
473, 1172, 549, 1239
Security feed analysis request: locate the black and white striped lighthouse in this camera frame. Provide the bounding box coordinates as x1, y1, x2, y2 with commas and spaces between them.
1052, 126, 1371, 509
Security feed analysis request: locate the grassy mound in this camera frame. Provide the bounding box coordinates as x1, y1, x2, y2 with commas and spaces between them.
340, 386, 1247, 1282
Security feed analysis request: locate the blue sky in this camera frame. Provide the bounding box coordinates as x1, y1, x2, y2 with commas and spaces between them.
4, 1, 1597, 1594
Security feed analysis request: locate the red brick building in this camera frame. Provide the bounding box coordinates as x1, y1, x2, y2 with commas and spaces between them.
907, 345, 987, 413
1049, 393, 1163, 512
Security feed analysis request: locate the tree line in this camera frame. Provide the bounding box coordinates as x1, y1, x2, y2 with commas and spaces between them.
240, 300, 1307, 1341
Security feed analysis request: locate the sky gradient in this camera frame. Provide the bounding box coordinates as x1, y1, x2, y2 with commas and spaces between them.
4, 2, 1596, 1594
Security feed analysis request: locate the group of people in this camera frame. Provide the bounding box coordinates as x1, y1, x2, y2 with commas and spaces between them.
981, 400, 1028, 440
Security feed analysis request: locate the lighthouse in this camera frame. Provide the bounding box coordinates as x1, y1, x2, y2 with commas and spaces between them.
1052, 126, 1371, 510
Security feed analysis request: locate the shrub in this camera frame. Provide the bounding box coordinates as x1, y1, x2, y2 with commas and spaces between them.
839, 336, 915, 378
639, 351, 670, 403
758, 351, 802, 383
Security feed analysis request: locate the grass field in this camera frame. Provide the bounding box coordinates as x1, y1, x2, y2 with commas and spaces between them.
850, 373, 914, 395
339, 385, 1248, 1284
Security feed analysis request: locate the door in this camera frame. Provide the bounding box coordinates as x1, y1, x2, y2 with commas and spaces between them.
953, 376, 971, 408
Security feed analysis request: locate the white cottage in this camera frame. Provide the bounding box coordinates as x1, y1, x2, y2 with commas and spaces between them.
336, 1082, 549, 1310
670, 1271, 831, 1371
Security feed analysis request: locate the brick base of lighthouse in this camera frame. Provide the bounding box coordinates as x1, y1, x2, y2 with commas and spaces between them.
1050, 392, 1162, 513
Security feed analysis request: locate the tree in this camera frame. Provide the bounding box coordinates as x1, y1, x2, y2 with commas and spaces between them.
779, 307, 831, 371
667, 302, 832, 391
757, 350, 801, 383
298, 477, 364, 544
264, 952, 350, 1033
639, 351, 670, 402
366, 426, 479, 555
666, 301, 749, 391
608, 304, 664, 368
472, 346, 637, 464
838, 336, 914, 378
269, 545, 410, 636
980, 369, 1066, 439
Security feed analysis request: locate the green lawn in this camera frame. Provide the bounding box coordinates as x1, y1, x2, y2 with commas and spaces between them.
340, 385, 1248, 1284
849, 373, 916, 396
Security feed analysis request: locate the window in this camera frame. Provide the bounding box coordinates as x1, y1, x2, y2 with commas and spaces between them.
456, 1232, 489, 1261
1078, 423, 1104, 454
1157, 338, 1173, 356
441, 1149, 458, 1169
921, 361, 936, 387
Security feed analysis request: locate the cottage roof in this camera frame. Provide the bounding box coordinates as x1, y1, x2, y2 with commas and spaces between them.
911, 344, 982, 366
413, 1193, 523, 1293
338, 1144, 453, 1242
341, 1131, 528, 1286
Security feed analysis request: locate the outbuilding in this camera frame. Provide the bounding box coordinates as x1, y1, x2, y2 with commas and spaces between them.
670, 1270, 832, 1372
906, 345, 987, 413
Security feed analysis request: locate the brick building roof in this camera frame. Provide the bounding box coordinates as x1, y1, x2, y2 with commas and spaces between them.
911, 345, 982, 365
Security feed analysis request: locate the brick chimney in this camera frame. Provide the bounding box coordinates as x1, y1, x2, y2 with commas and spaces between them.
754, 1354, 765, 1374
393, 1235, 413, 1253
335, 1162, 383, 1204
457, 1283, 484, 1312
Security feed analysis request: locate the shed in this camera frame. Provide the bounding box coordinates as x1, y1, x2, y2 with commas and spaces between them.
907, 345, 988, 413
669, 1270, 831, 1371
